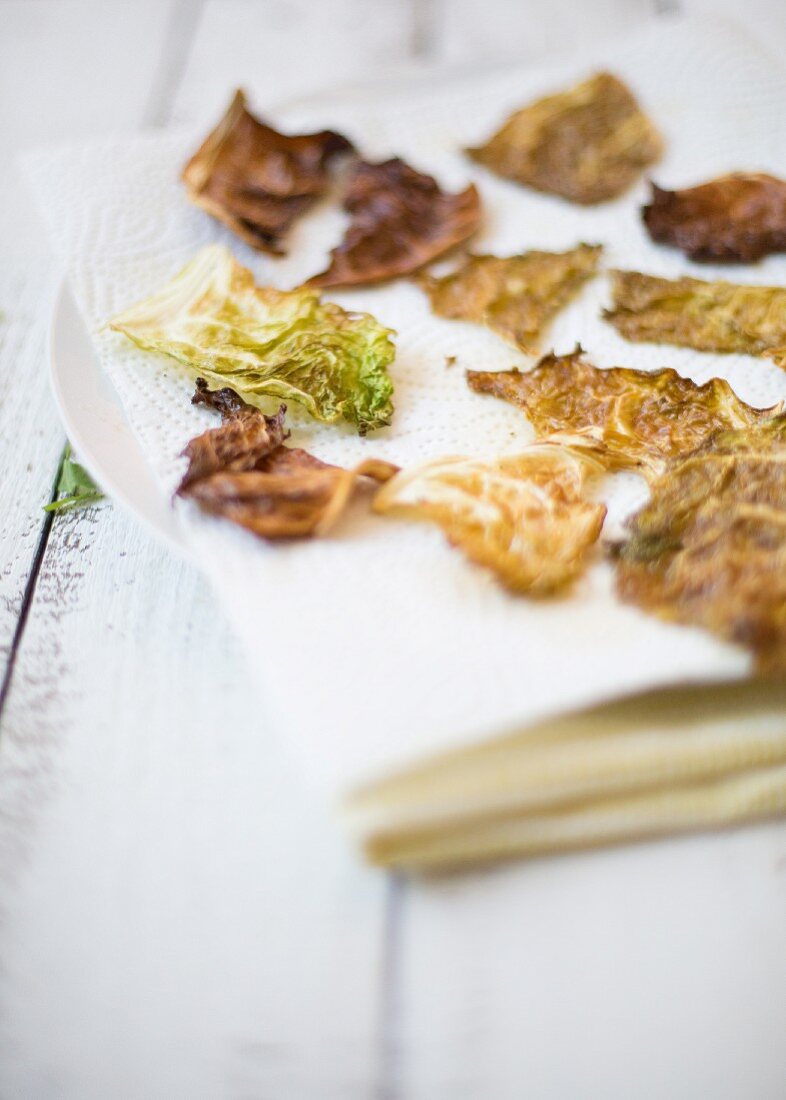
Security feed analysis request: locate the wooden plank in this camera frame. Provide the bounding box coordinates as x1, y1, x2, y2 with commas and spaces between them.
171, 0, 417, 121
0, 0, 182, 683
434, 0, 656, 65
1, 1, 409, 1093
0, 501, 385, 1097
0, 1, 182, 249
680, 0, 786, 60
398, 827, 786, 1098
0, 266, 63, 682
5, 1, 786, 1096
437, 0, 786, 75
0, 1, 179, 144
393, 6, 786, 1097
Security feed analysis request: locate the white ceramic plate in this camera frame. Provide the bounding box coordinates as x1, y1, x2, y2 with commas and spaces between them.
48, 280, 189, 557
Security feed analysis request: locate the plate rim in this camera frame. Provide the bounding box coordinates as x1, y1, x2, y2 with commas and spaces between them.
48, 279, 191, 559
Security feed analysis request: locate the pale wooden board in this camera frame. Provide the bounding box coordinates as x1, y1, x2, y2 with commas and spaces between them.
0, 0, 187, 681
0, 1, 400, 1094
682, 0, 786, 61
170, 0, 418, 125
436, 0, 655, 64
399, 827, 786, 1099
395, 6, 786, 1095
0, 500, 385, 1098
4, 0, 786, 1096
0, 1, 185, 249
0, 265, 62, 681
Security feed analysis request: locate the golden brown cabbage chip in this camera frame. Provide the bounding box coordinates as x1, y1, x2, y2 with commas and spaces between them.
466, 72, 661, 204
467, 349, 777, 478
373, 445, 607, 594
605, 271, 786, 369
416, 245, 601, 353
616, 416, 786, 672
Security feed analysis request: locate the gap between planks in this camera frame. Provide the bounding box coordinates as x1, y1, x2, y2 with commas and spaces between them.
0, 456, 64, 729
142, 0, 207, 129
377, 874, 408, 1099
411, 0, 443, 58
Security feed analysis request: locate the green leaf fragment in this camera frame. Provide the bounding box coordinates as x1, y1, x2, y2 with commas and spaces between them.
108, 244, 396, 434
44, 445, 103, 513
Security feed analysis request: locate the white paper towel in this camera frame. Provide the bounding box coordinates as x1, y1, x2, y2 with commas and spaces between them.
26, 15, 786, 797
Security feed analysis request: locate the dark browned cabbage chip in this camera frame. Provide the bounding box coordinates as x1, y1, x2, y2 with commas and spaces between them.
177, 380, 397, 539
307, 157, 481, 288
643, 173, 786, 262
182, 89, 353, 254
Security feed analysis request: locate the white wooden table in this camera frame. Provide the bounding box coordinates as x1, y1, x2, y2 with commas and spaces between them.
2, 2, 786, 1096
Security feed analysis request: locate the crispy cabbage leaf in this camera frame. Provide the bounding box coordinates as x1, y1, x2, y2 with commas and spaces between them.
373, 445, 607, 594
179, 378, 290, 490
182, 89, 353, 254
416, 244, 601, 353
178, 381, 397, 538
466, 72, 662, 204
605, 270, 786, 370
109, 245, 396, 434
616, 416, 786, 673
642, 173, 786, 263
467, 349, 778, 478
307, 158, 481, 288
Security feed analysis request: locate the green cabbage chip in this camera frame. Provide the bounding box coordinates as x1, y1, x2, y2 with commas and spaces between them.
109, 245, 395, 434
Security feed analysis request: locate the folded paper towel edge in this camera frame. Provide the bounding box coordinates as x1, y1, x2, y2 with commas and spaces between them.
351, 763, 786, 871
342, 678, 786, 869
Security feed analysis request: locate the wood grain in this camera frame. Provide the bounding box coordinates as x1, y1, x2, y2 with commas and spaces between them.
0, 2, 400, 1094
0, 501, 386, 1097
3, 1, 786, 1097
0, 0, 185, 687
0, 267, 63, 687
